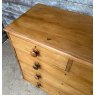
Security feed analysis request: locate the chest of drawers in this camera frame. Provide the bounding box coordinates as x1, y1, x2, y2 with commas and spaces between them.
4, 4, 93, 95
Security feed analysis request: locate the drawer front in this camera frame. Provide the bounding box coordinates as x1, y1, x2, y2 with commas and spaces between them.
20, 61, 84, 95
9, 34, 69, 71
16, 49, 92, 95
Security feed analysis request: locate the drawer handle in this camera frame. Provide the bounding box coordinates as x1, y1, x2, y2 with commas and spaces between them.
35, 74, 41, 80
32, 48, 40, 57
32, 62, 41, 70
36, 82, 41, 88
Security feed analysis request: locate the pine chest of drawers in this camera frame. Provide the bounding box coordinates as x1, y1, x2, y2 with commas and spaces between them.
4, 4, 93, 95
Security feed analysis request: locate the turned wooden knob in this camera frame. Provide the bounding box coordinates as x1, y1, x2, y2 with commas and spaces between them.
35, 74, 41, 80
32, 62, 40, 70
32, 48, 39, 57
36, 82, 41, 88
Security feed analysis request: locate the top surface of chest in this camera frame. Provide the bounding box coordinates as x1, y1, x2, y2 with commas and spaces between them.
4, 4, 93, 63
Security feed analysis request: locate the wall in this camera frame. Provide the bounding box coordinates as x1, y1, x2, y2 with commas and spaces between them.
2, 0, 93, 26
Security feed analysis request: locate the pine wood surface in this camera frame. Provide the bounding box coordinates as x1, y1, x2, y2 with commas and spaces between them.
9, 34, 69, 70
9, 34, 92, 95
15, 49, 92, 95
8, 32, 93, 95
19, 60, 89, 95
4, 4, 93, 95
4, 4, 93, 63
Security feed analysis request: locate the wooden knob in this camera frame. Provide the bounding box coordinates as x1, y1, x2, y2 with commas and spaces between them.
36, 82, 41, 88
35, 74, 41, 80
32, 62, 40, 70
32, 48, 39, 57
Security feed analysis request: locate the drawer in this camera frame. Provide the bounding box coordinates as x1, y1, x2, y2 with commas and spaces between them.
23, 73, 62, 95
20, 61, 84, 95
16, 49, 92, 95
9, 34, 69, 71
22, 71, 63, 95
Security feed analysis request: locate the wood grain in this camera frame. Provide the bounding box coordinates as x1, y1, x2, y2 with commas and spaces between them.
20, 61, 87, 95
9, 34, 69, 71
4, 4, 93, 63
4, 4, 93, 95
65, 59, 73, 72
15, 48, 92, 95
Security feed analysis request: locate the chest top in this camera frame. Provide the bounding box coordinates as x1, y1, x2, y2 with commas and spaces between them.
4, 4, 93, 64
